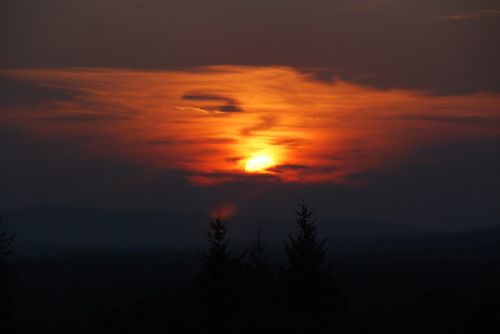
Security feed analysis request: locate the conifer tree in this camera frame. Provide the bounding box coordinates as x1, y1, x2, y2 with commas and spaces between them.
0, 215, 15, 332
283, 200, 338, 332
200, 207, 233, 277
246, 229, 269, 276
198, 207, 243, 334
284, 200, 327, 277
241, 230, 276, 334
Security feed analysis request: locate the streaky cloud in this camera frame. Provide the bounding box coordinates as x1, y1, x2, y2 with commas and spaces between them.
436, 9, 500, 21
1, 66, 499, 185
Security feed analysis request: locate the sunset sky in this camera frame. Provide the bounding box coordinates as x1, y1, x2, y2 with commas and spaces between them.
1, 0, 499, 230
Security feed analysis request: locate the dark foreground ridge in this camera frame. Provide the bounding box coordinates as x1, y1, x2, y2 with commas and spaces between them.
1, 202, 500, 333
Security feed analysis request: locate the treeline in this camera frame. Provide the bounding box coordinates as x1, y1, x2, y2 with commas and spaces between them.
79, 201, 348, 334
1, 202, 500, 333
0, 214, 15, 333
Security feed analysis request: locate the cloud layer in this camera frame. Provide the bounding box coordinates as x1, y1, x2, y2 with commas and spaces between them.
1, 66, 499, 187
1, 0, 499, 94
437, 9, 500, 21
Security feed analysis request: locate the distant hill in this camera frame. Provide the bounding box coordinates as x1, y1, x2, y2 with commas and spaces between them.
3, 207, 433, 253
6, 207, 498, 255
333, 222, 500, 261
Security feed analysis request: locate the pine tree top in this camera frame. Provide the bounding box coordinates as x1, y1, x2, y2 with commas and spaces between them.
200, 207, 238, 276
285, 200, 327, 276
247, 229, 269, 274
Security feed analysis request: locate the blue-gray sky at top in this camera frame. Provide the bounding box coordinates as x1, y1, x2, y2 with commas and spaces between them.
1, 0, 499, 93
0, 0, 499, 230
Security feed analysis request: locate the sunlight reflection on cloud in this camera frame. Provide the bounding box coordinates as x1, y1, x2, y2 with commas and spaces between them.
1, 66, 499, 185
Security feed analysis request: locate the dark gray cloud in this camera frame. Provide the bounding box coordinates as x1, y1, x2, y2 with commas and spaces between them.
271, 164, 311, 171
45, 112, 133, 122
0, 75, 136, 121
268, 164, 314, 176
1, 0, 499, 94
0, 77, 77, 108
437, 9, 500, 21
374, 114, 500, 126
343, 0, 388, 12
204, 104, 242, 113
182, 92, 242, 113
182, 93, 233, 102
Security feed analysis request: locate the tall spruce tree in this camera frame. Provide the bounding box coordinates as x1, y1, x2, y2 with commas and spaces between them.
198, 207, 243, 334
246, 229, 269, 276
200, 207, 233, 277
285, 200, 327, 277
283, 200, 338, 332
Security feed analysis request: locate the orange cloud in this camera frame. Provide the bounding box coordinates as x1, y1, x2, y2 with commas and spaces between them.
1, 66, 499, 185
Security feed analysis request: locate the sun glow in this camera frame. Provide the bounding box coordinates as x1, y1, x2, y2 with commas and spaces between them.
1, 66, 499, 185
244, 154, 276, 173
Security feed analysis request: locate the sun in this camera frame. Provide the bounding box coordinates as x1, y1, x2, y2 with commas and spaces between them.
244, 154, 276, 173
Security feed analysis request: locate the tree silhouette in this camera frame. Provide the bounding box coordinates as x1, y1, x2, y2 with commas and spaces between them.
198, 207, 243, 334
285, 200, 327, 276
0, 214, 15, 333
282, 200, 340, 332
200, 207, 237, 277
241, 228, 277, 333
246, 228, 269, 277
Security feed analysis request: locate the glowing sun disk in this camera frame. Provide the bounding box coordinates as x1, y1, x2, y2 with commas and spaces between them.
244, 154, 275, 173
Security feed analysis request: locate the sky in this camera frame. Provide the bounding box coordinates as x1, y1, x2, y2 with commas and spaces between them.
1, 0, 500, 230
